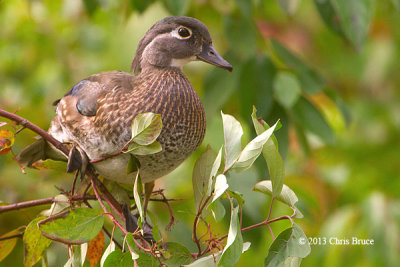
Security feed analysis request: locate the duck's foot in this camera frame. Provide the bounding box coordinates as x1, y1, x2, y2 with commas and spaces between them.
123, 204, 156, 244
66, 144, 88, 180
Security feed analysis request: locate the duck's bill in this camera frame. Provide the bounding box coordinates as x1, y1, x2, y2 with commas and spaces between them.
197, 44, 233, 72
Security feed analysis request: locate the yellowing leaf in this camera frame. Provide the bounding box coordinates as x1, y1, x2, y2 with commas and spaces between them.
0, 229, 20, 262
23, 217, 52, 267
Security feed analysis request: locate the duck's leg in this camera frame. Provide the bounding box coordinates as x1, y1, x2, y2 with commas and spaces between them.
66, 144, 89, 180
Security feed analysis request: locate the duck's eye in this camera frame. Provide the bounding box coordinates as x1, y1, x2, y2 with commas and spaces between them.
177, 26, 191, 38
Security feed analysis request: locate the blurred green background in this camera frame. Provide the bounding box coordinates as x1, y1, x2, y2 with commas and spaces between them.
1, 0, 400, 266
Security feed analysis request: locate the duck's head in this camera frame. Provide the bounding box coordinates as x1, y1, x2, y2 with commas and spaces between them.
131, 16, 233, 74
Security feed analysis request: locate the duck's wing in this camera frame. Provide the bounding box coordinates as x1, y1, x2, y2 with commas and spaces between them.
53, 70, 135, 117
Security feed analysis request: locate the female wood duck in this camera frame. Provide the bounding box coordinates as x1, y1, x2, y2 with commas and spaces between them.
18, 17, 232, 192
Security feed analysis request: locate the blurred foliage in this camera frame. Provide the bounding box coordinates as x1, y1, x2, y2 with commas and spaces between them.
1, 0, 400, 266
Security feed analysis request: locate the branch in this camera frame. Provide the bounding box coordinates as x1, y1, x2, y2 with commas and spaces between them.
0, 109, 69, 155
0, 195, 99, 214
0, 108, 125, 221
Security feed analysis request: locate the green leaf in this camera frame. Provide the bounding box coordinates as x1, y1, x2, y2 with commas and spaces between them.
100, 241, 116, 267
252, 107, 284, 197
40, 208, 104, 244
125, 233, 140, 260
165, 242, 193, 266
218, 205, 243, 266
254, 181, 302, 216
292, 96, 335, 144
273, 72, 301, 109
221, 112, 243, 171
133, 173, 143, 222
208, 199, 226, 222
271, 39, 325, 94
135, 251, 159, 267
0, 229, 20, 262
233, 121, 278, 172
183, 251, 222, 267
192, 146, 217, 212
264, 223, 310, 267
31, 159, 67, 171
331, 0, 375, 51
211, 174, 229, 203
126, 154, 140, 174
127, 141, 162, 155
277, 0, 301, 15
23, 217, 52, 267
103, 250, 134, 267
207, 147, 222, 196
130, 113, 162, 146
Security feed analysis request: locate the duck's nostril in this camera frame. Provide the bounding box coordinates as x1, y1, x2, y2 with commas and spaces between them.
209, 51, 215, 56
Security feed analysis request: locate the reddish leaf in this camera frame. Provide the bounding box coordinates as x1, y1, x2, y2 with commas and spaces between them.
86, 230, 104, 267
0, 129, 15, 155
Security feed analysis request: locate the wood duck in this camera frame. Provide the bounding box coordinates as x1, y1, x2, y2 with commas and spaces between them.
18, 16, 232, 201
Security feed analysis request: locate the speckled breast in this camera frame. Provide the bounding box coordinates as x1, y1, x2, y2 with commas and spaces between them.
91, 68, 206, 183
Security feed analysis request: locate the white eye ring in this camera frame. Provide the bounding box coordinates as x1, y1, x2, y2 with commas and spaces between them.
171, 26, 192, 40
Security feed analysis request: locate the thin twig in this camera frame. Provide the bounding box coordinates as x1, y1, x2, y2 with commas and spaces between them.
0, 233, 23, 241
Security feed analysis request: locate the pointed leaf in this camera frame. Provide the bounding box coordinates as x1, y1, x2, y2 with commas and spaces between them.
254, 181, 298, 209
221, 112, 243, 171
207, 147, 222, 196
0, 229, 20, 262
127, 141, 162, 155
233, 122, 278, 172
252, 107, 284, 197
184, 252, 222, 267
125, 233, 139, 260
264, 223, 310, 267
133, 173, 143, 222
126, 154, 140, 174
192, 146, 217, 212
218, 205, 243, 266
100, 241, 116, 267
23, 217, 52, 267
130, 113, 162, 145
40, 208, 104, 244
211, 174, 228, 203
